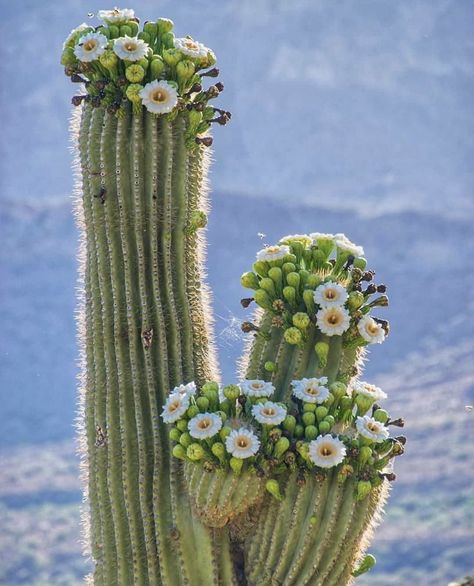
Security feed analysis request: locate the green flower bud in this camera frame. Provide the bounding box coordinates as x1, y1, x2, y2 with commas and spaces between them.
356, 480, 372, 500
355, 394, 373, 414
373, 409, 390, 424
283, 415, 296, 434
286, 272, 301, 289
99, 49, 119, 70
177, 59, 195, 83
223, 384, 240, 401
254, 289, 273, 311
294, 424, 304, 438
329, 382, 347, 399
282, 286, 296, 306
340, 396, 353, 410
318, 421, 331, 434
347, 291, 365, 310
127, 21, 139, 36
284, 327, 302, 345
163, 48, 182, 67
219, 427, 232, 441
157, 18, 174, 34
268, 266, 283, 290
202, 389, 218, 406
161, 32, 175, 49
186, 405, 199, 418
125, 84, 143, 112
306, 274, 322, 289
253, 260, 269, 277
172, 444, 187, 460
282, 262, 296, 275
302, 412, 316, 426
169, 428, 181, 442
179, 432, 192, 448
241, 271, 259, 289
108, 25, 120, 39
149, 56, 165, 78
305, 425, 318, 440
120, 25, 133, 37
324, 415, 335, 427
293, 312, 310, 330
259, 277, 276, 297
196, 396, 210, 412
303, 402, 316, 412
230, 457, 243, 475
303, 289, 316, 315
264, 361, 276, 372
211, 442, 226, 464
61, 47, 77, 66
125, 64, 145, 83
144, 21, 158, 37
353, 257, 367, 270
265, 479, 284, 501
314, 341, 329, 368
315, 406, 328, 422
137, 31, 151, 44
273, 437, 290, 459
187, 210, 207, 232
296, 441, 310, 460
359, 446, 373, 467
187, 443, 205, 461
352, 554, 376, 577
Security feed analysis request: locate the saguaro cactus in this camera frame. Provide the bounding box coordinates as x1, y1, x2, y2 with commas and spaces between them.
63, 8, 404, 585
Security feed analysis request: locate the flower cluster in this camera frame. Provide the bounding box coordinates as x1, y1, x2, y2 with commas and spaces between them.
61, 8, 230, 147
161, 376, 405, 500
241, 233, 389, 354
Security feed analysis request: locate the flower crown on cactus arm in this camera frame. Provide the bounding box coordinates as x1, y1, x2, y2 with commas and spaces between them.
61, 7, 229, 147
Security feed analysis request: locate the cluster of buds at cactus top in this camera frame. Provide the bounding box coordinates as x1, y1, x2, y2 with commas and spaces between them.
241, 233, 390, 357
161, 375, 405, 504
61, 8, 229, 147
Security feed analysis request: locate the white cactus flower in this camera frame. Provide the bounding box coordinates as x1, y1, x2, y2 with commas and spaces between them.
316, 306, 351, 336
139, 80, 179, 114
350, 381, 387, 402
256, 244, 291, 263
334, 234, 364, 257
314, 281, 348, 308
97, 8, 135, 23
279, 234, 312, 246
308, 435, 347, 468
113, 36, 149, 62
225, 428, 260, 459
161, 393, 190, 424
174, 37, 209, 59
74, 32, 108, 62
172, 381, 197, 398
357, 315, 386, 344
292, 378, 330, 404
188, 412, 222, 439
356, 415, 390, 443
240, 380, 275, 398
252, 401, 287, 425
63, 23, 89, 49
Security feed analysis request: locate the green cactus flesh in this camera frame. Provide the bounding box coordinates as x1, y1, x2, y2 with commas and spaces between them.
67, 10, 403, 586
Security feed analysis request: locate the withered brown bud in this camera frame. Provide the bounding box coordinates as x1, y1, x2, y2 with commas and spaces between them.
362, 271, 375, 282
201, 67, 219, 77
388, 418, 405, 428
271, 316, 285, 328
377, 284, 387, 293
395, 435, 407, 445
195, 136, 213, 147
272, 299, 285, 313
364, 284, 377, 295
240, 297, 254, 308
215, 81, 224, 92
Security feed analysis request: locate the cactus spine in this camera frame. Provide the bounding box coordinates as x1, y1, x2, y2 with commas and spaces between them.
65, 9, 403, 585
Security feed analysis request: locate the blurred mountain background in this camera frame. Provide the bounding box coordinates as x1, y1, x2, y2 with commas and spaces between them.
1, 0, 473, 584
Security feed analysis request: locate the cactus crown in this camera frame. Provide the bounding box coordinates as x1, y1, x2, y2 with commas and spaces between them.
62, 8, 229, 146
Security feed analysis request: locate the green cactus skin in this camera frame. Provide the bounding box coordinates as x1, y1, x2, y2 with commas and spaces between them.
74, 103, 235, 585
238, 322, 388, 584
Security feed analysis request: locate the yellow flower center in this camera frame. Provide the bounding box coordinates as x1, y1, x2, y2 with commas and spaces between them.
319, 444, 335, 457
237, 437, 249, 448
84, 40, 97, 52
367, 322, 380, 335
184, 40, 199, 50
198, 419, 211, 430
262, 407, 276, 416
326, 311, 342, 325
325, 289, 337, 300
125, 42, 137, 52
251, 382, 263, 389
151, 89, 168, 103
168, 400, 180, 412
367, 422, 380, 432
306, 386, 320, 396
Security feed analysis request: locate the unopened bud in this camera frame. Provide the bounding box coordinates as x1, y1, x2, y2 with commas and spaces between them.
304, 425, 318, 440
266, 479, 284, 501
163, 48, 182, 67
172, 444, 187, 461
150, 56, 165, 78
273, 437, 290, 459
356, 480, 372, 500
293, 312, 310, 330
177, 59, 195, 82
229, 456, 243, 475
284, 327, 302, 345
314, 341, 329, 368
352, 554, 376, 577
347, 291, 365, 310
282, 415, 296, 434
240, 271, 260, 290
187, 443, 205, 461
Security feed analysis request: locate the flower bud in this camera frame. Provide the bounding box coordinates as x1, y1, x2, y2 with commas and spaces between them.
172, 444, 187, 460
282, 262, 296, 275
125, 83, 143, 105
286, 272, 300, 289
169, 428, 181, 442
356, 480, 372, 500
186, 405, 199, 418
315, 406, 328, 422
282, 286, 296, 306
179, 432, 192, 448
284, 327, 302, 345
318, 421, 331, 434
268, 266, 283, 287
353, 257, 367, 270
120, 24, 133, 37
219, 427, 232, 441
61, 47, 77, 66
302, 412, 316, 426
230, 456, 243, 475
161, 32, 175, 49
373, 409, 389, 424
125, 64, 145, 83
202, 389, 218, 407
259, 277, 276, 297
177, 59, 195, 83
356, 394, 373, 414
294, 424, 304, 438
196, 396, 209, 412
254, 289, 273, 311
359, 446, 372, 467
163, 48, 182, 66
273, 437, 290, 459
306, 274, 322, 289
149, 56, 165, 78
211, 442, 226, 465
99, 49, 119, 70
253, 260, 269, 277
303, 289, 316, 315
283, 414, 296, 434
240, 271, 260, 290
314, 341, 329, 368
137, 31, 151, 44
347, 291, 365, 310
303, 403, 316, 412
223, 384, 240, 401
352, 554, 376, 577
266, 479, 284, 501
157, 18, 174, 34
329, 382, 347, 399
296, 441, 310, 460
304, 425, 318, 440
293, 312, 310, 330
143, 21, 158, 37
187, 443, 205, 461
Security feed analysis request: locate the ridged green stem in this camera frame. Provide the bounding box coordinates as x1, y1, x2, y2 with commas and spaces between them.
75, 104, 234, 585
